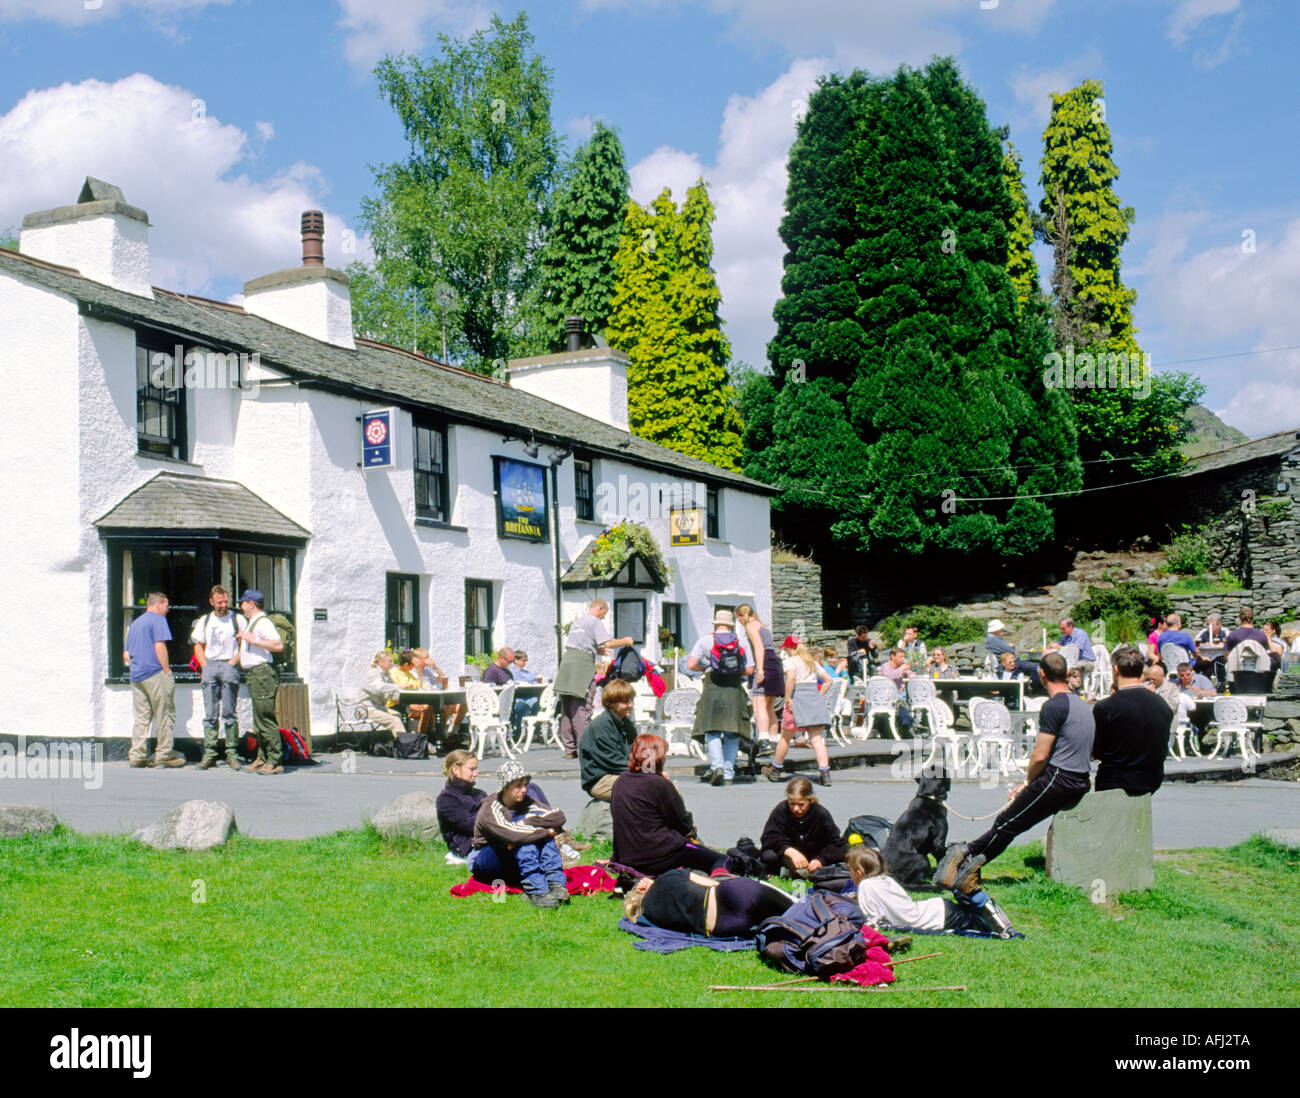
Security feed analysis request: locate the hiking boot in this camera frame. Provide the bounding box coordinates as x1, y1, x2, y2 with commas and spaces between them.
526, 890, 560, 910
257, 764, 284, 775
247, 760, 267, 773
547, 880, 571, 904
818, 769, 832, 788
722, 778, 734, 787
225, 754, 242, 771
933, 843, 969, 890
129, 758, 154, 769
953, 854, 986, 897
157, 755, 186, 769
762, 764, 787, 783
198, 756, 217, 770
709, 769, 724, 787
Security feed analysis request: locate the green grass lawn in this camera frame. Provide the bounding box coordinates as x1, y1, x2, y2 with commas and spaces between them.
2, 829, 1296, 1008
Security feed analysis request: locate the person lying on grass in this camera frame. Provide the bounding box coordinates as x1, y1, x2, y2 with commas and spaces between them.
622, 867, 793, 938
849, 845, 1013, 937
436, 750, 485, 867
470, 760, 569, 910
758, 776, 845, 879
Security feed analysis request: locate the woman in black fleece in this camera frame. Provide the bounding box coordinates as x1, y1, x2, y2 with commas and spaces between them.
436, 750, 487, 865
759, 776, 845, 877
611, 735, 727, 876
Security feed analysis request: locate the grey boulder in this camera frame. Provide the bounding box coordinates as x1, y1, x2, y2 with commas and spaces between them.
133, 800, 237, 851
0, 805, 59, 838
371, 791, 442, 843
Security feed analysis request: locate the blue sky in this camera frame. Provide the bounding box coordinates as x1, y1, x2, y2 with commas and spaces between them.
1, 0, 1296, 435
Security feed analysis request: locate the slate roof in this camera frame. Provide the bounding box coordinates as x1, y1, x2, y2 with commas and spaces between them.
94, 471, 310, 540
0, 247, 774, 495
1181, 428, 1300, 477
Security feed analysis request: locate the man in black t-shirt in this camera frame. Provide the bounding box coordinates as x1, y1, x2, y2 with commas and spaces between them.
935, 652, 1093, 895
1092, 646, 1169, 796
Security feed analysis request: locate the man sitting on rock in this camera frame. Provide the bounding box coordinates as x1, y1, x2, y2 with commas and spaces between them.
1093, 646, 1169, 797
936, 652, 1093, 895
579, 679, 638, 803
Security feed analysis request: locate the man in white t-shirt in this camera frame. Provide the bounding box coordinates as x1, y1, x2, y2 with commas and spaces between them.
190, 585, 247, 770
236, 589, 284, 774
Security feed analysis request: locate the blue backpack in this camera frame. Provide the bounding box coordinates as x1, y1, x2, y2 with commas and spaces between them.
755, 891, 867, 977
708, 631, 745, 684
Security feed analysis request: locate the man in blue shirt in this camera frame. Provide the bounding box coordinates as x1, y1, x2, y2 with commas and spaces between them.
510, 649, 540, 737
1054, 617, 1096, 674
123, 592, 185, 768
1159, 613, 1199, 664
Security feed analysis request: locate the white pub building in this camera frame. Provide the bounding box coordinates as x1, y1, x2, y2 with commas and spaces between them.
0, 179, 774, 749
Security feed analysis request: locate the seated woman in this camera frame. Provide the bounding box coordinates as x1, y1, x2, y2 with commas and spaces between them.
435, 749, 486, 866
392, 649, 434, 737
622, 867, 793, 938
355, 650, 406, 740
848, 845, 1014, 936
926, 647, 957, 679
411, 648, 464, 744
470, 760, 569, 910
579, 679, 639, 802
611, 734, 727, 877
759, 776, 846, 878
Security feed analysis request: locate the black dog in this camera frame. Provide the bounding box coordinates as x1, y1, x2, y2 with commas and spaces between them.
882, 768, 950, 888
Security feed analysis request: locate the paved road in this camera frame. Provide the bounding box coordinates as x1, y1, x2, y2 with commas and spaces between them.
4, 754, 1297, 850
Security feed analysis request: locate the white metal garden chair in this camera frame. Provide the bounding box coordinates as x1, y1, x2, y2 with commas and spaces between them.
660, 688, 705, 759
465, 682, 515, 760
1160, 643, 1190, 674
1205, 697, 1260, 762
970, 697, 1017, 778
632, 679, 663, 737
514, 683, 557, 753
1012, 695, 1047, 768
863, 676, 902, 740
1088, 645, 1111, 696
905, 677, 940, 735
1167, 704, 1196, 760
918, 699, 969, 774
1059, 644, 1081, 670
824, 677, 852, 746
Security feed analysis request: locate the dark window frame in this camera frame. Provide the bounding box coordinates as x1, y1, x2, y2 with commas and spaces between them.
706, 486, 720, 539
465, 579, 494, 659
413, 418, 450, 522
106, 535, 298, 681
135, 338, 188, 461
614, 598, 647, 645
660, 602, 684, 650
574, 455, 595, 522
386, 573, 421, 652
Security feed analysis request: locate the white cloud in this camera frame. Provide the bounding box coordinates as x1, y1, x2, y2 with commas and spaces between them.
1141, 214, 1300, 435
628, 58, 829, 369
0, 0, 232, 26
334, 0, 495, 72
1166, 0, 1241, 47
1008, 48, 1104, 125
0, 74, 364, 294
581, 0, 1053, 69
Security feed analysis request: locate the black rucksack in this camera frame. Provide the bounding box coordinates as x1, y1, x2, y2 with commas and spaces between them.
755, 891, 867, 978
392, 732, 430, 760
708, 631, 745, 684
844, 814, 893, 851
605, 645, 647, 685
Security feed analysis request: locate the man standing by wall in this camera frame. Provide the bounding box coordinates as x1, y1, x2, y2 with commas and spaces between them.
236, 589, 283, 774
190, 585, 245, 770
124, 592, 185, 768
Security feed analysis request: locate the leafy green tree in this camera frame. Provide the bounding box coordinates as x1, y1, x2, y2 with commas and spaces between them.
1001, 140, 1039, 315
1038, 79, 1201, 482
528, 121, 629, 352
607, 183, 742, 470
754, 60, 1080, 558
350, 12, 562, 372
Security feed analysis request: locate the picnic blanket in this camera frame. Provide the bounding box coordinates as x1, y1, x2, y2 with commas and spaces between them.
617, 918, 756, 954
449, 865, 616, 898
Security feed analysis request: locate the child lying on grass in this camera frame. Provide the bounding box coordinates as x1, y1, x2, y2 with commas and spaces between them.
847, 845, 1017, 937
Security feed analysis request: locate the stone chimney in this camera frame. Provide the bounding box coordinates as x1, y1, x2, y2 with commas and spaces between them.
241, 210, 354, 349
507, 335, 630, 431
19, 177, 153, 298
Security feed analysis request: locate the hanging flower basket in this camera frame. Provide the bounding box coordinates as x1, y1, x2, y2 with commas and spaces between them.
589, 521, 673, 583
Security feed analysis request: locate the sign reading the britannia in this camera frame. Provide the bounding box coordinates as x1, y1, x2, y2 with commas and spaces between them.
494, 457, 549, 542
670, 507, 702, 546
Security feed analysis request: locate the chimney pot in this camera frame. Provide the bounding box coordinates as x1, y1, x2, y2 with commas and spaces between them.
565, 315, 583, 353
301, 210, 325, 267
